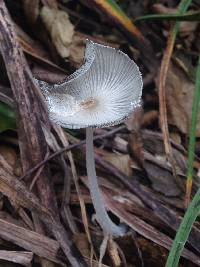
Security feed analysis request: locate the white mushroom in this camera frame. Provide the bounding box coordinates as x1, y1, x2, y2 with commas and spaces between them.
34, 40, 143, 237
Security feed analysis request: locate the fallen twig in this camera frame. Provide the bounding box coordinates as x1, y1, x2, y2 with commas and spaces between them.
20, 125, 125, 180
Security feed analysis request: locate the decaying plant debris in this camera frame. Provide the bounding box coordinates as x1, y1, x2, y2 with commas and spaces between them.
0, 0, 200, 267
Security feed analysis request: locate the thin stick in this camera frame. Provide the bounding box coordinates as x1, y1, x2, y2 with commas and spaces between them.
158, 0, 192, 202
20, 125, 125, 180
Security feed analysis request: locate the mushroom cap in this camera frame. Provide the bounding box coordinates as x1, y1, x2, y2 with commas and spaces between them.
34, 40, 143, 129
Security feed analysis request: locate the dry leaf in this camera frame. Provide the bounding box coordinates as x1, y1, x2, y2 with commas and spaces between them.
73, 233, 90, 258
100, 150, 132, 177
125, 105, 143, 132
112, 136, 128, 153
0, 146, 17, 169
141, 131, 188, 197
41, 6, 74, 58
69, 33, 120, 68
142, 110, 158, 127
166, 63, 200, 135
143, 152, 182, 197
69, 34, 85, 68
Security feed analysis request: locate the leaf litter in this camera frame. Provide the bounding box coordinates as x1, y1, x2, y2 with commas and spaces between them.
0, 0, 200, 267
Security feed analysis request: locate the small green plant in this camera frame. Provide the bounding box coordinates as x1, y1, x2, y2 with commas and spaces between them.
0, 102, 16, 132
134, 10, 200, 23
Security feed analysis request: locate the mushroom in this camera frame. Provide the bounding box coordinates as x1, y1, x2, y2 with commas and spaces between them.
34, 40, 143, 237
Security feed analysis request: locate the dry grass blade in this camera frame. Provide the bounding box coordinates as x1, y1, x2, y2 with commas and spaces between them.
158, 0, 192, 197
0, 219, 62, 265
0, 250, 33, 267
159, 32, 178, 179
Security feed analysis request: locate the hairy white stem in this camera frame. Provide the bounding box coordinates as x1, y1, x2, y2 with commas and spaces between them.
86, 127, 125, 237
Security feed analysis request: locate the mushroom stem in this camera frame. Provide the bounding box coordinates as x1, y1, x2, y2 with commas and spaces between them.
86, 127, 125, 237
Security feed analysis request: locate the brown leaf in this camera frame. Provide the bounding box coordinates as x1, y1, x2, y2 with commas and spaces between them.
141, 130, 188, 197
112, 136, 128, 154
41, 6, 74, 58
0, 146, 17, 169
69, 34, 85, 68
125, 106, 143, 132
166, 63, 200, 135
143, 151, 182, 197
73, 233, 90, 259
142, 110, 158, 127
99, 150, 132, 177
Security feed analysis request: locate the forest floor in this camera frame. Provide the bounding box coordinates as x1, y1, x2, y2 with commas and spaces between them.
0, 0, 200, 267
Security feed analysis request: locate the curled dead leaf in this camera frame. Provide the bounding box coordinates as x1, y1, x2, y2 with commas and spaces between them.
41, 6, 74, 58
